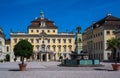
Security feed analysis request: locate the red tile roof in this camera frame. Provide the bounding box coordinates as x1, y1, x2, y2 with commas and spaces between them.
28, 18, 58, 29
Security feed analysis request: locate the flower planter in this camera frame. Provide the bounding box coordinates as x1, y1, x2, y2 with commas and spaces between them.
112, 64, 120, 71
19, 64, 27, 71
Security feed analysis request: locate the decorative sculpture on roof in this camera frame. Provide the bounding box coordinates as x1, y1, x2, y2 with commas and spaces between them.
76, 26, 81, 33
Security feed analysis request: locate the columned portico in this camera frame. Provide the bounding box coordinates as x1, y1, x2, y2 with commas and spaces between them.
35, 52, 54, 62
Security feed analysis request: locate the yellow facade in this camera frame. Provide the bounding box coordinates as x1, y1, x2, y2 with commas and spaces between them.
10, 35, 75, 53
10, 12, 75, 61
83, 14, 120, 61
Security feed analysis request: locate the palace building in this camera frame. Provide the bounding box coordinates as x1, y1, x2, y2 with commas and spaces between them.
9, 12, 75, 62
83, 14, 120, 61
0, 27, 6, 60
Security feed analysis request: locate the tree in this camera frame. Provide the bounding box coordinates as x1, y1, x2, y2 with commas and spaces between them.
14, 40, 33, 64
107, 38, 120, 63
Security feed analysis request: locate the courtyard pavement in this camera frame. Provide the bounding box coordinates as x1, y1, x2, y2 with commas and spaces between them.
0, 62, 119, 78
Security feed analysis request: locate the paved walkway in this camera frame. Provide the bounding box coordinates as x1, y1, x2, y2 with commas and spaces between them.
0, 62, 119, 78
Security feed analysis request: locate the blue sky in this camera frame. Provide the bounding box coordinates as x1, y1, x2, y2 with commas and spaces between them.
0, 0, 120, 38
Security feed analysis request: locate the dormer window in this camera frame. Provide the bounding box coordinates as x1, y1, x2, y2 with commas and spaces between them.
40, 21, 46, 27
48, 30, 50, 33
53, 30, 55, 33
36, 30, 39, 33
31, 30, 33, 33
96, 24, 99, 27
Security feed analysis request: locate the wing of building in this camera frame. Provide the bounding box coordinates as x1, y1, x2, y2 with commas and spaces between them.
10, 12, 75, 62
0, 27, 6, 60
83, 14, 120, 61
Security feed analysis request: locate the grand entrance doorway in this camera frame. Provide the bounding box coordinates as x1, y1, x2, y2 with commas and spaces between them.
43, 54, 46, 61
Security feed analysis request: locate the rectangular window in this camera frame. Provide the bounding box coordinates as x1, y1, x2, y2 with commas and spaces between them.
31, 39, 34, 43
52, 39, 55, 43
68, 39, 71, 43
96, 42, 97, 50
68, 45, 72, 51
47, 45, 50, 51
31, 30, 33, 32
63, 39, 66, 43
52, 46, 56, 52
42, 41, 44, 43
14, 39, 17, 43
42, 30, 44, 32
112, 31, 115, 35
7, 46, 9, 52
58, 39, 61, 43
64, 46, 66, 52
48, 39, 50, 43
36, 45, 39, 51
58, 47, 61, 52
53, 30, 55, 33
106, 31, 110, 35
36, 39, 39, 43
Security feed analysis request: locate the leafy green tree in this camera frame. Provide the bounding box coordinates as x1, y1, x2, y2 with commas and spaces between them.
107, 38, 120, 63
14, 40, 33, 64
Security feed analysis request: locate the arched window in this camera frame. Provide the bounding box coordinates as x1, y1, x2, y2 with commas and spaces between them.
41, 44, 45, 52
7, 46, 9, 52
47, 45, 50, 51
52, 45, 56, 52
68, 45, 72, 52
58, 45, 61, 52
63, 45, 66, 52
36, 45, 39, 51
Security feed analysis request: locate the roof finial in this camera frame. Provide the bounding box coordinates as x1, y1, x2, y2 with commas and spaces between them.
40, 10, 44, 19
107, 13, 112, 16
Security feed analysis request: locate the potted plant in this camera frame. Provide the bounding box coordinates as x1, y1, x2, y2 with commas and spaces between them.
107, 38, 120, 71
14, 40, 33, 71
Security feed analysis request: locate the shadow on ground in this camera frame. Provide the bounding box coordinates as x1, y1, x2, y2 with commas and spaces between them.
8, 69, 20, 71
94, 68, 113, 71
58, 64, 104, 67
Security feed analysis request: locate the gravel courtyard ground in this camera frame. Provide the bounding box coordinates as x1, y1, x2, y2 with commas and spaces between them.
0, 62, 119, 78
